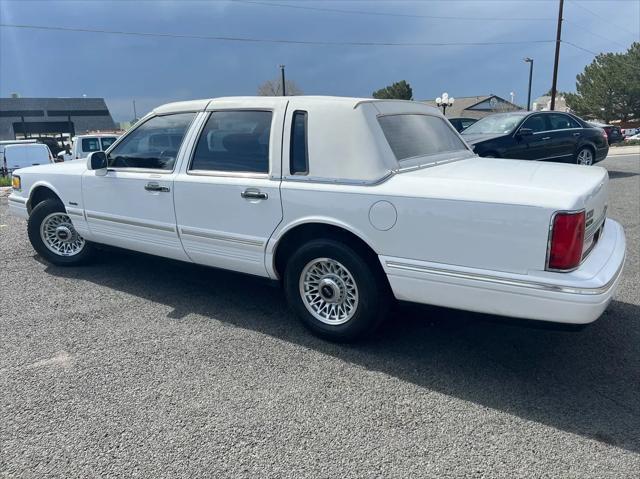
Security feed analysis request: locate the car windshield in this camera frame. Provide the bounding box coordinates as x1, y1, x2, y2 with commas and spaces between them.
462, 113, 524, 135
378, 114, 468, 163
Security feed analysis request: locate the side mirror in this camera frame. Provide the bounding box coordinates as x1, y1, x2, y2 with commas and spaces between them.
518, 127, 533, 137
87, 151, 107, 173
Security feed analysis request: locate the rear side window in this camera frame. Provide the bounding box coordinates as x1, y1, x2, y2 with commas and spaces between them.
290, 111, 308, 175
378, 114, 467, 162
81, 138, 101, 152
107, 113, 195, 170
548, 114, 581, 130
190, 110, 272, 174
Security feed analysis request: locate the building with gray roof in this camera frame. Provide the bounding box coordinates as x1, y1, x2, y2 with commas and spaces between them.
0, 97, 116, 141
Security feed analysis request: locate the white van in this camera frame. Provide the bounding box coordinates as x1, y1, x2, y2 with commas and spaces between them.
4, 143, 54, 172
65, 134, 119, 160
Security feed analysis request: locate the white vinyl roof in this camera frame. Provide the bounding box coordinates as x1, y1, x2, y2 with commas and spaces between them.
152, 96, 464, 182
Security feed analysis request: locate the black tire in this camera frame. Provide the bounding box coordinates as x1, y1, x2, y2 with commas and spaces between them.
284, 238, 390, 342
576, 146, 594, 165
27, 199, 94, 266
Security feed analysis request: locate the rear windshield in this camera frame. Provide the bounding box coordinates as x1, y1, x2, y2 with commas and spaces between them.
378, 114, 467, 162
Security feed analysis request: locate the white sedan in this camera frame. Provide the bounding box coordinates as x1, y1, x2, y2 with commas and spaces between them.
8, 96, 626, 341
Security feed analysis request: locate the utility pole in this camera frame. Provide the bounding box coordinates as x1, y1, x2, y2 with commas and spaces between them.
132, 100, 138, 120
524, 57, 534, 111
279, 65, 286, 96
550, 0, 564, 111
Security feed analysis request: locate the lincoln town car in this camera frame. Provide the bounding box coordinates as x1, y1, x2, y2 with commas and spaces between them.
8, 97, 626, 341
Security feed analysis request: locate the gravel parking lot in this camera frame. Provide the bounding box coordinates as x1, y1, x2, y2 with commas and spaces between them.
1, 153, 638, 478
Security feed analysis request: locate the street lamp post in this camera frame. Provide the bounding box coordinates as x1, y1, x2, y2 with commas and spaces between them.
279, 64, 286, 96
435, 92, 455, 115
524, 57, 534, 111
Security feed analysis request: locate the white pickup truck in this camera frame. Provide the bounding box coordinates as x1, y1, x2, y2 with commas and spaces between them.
57, 134, 120, 161
8, 96, 626, 341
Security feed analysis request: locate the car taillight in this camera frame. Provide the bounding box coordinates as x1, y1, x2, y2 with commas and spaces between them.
547, 211, 585, 271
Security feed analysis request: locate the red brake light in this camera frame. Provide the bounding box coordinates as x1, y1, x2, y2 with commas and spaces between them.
547, 211, 585, 271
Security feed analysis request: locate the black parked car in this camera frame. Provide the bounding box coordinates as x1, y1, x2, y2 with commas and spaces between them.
461, 111, 609, 165
589, 122, 623, 144
448, 117, 477, 132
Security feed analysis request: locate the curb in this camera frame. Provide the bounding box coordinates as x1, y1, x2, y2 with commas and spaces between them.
608, 145, 640, 156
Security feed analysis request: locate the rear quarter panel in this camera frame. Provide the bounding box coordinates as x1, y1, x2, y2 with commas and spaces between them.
271, 181, 551, 277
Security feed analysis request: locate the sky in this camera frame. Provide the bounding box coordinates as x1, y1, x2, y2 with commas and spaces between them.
0, 0, 638, 122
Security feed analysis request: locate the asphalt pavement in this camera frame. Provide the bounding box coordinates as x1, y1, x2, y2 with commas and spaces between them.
1, 153, 638, 478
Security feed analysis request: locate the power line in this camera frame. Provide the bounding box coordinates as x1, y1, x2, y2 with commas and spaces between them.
234, 0, 555, 21
0, 23, 555, 48
562, 40, 599, 56
567, 0, 638, 38
563, 19, 629, 49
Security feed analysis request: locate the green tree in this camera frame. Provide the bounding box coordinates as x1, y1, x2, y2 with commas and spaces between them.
564, 42, 640, 122
372, 80, 413, 100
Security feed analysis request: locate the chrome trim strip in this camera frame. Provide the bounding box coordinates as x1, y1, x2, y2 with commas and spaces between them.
86, 212, 175, 232
187, 170, 269, 180
385, 258, 624, 296
544, 209, 585, 273
180, 227, 264, 247
8, 195, 27, 204
107, 167, 174, 175
282, 171, 394, 186
66, 210, 84, 218
397, 155, 472, 172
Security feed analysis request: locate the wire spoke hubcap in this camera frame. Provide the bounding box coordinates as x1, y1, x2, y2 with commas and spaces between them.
578, 149, 593, 165
299, 258, 359, 325
40, 212, 85, 257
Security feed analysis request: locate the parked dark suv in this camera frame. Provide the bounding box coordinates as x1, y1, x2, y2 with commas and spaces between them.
461, 111, 609, 165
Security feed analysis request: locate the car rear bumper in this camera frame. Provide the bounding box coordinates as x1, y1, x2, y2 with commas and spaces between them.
7, 193, 28, 219
595, 145, 609, 162
380, 218, 626, 324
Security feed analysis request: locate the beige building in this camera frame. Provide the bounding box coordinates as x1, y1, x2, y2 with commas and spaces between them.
422, 95, 523, 119
532, 95, 569, 112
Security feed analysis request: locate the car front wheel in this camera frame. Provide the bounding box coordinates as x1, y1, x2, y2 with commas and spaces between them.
27, 199, 94, 266
576, 147, 594, 165
284, 239, 390, 342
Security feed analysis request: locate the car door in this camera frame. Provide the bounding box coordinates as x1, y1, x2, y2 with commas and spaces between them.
173, 99, 286, 277
510, 114, 551, 160
546, 113, 582, 161
82, 112, 197, 261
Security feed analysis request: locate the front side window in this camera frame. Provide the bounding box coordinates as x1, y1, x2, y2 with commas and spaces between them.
81, 138, 101, 152
290, 111, 308, 174
190, 110, 272, 173
548, 114, 580, 130
100, 137, 117, 150
378, 114, 467, 162
107, 113, 195, 170
521, 114, 548, 133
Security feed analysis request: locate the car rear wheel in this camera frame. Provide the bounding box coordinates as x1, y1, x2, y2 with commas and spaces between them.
284, 239, 390, 342
576, 147, 594, 165
27, 199, 94, 266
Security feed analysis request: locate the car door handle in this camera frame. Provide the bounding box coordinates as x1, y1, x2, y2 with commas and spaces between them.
144, 182, 170, 192
542, 136, 551, 140
241, 189, 268, 200
573, 132, 581, 136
